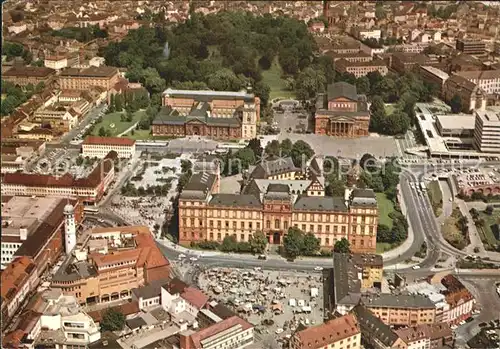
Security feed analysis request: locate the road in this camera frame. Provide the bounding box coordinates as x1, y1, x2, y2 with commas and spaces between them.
455, 278, 500, 346
60, 103, 107, 145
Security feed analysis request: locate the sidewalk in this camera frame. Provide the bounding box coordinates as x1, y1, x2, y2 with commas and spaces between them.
381, 186, 415, 261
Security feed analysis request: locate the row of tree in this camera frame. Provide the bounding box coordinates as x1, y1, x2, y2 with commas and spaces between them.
100, 12, 319, 108
1, 80, 44, 116
50, 25, 108, 43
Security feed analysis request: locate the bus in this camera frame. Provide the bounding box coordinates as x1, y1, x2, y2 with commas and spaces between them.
84, 207, 99, 214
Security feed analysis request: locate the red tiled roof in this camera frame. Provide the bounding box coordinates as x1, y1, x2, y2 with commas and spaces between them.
1, 257, 36, 304
88, 301, 140, 323
187, 316, 253, 348
293, 314, 360, 349
83, 135, 135, 147
181, 287, 209, 310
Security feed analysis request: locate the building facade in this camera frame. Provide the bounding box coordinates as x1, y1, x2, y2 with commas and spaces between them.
1, 257, 39, 329
457, 70, 500, 95
419, 66, 450, 96
290, 313, 361, 349
152, 88, 260, 140
178, 168, 378, 253
456, 39, 486, 55
473, 109, 500, 153
315, 82, 370, 138
335, 59, 388, 78
82, 136, 136, 158
443, 75, 487, 112
51, 226, 170, 306
1, 151, 116, 204
58, 66, 120, 91
2, 66, 56, 86
362, 294, 437, 327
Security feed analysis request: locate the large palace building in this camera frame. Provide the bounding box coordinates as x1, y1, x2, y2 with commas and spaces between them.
151, 88, 260, 140
178, 156, 378, 253
315, 82, 370, 138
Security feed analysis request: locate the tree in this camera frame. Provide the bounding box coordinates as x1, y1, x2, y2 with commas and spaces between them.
333, 238, 351, 253
376, 224, 392, 242
115, 94, 124, 112
291, 140, 314, 168
325, 177, 346, 197
280, 139, 293, 157
230, 148, 256, 174
294, 67, 326, 103
101, 309, 125, 331
98, 126, 108, 137
485, 205, 494, 216
247, 138, 263, 159
220, 235, 238, 252
355, 76, 370, 95
283, 227, 305, 259
450, 94, 462, 113
303, 232, 320, 256
264, 140, 281, 157
249, 231, 268, 254
375, 2, 386, 20
207, 68, 244, 91
369, 95, 386, 133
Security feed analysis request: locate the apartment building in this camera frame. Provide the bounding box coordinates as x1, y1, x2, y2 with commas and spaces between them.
352, 304, 404, 349
315, 82, 370, 138
50, 225, 170, 305
395, 323, 453, 349
1, 257, 39, 330
32, 105, 79, 132
44, 55, 69, 70
456, 39, 486, 55
153, 88, 260, 140
2, 66, 56, 86
290, 313, 361, 349
361, 294, 436, 326
59, 66, 120, 91
178, 169, 378, 253
440, 275, 476, 324
419, 66, 450, 96
82, 136, 136, 159
1, 151, 117, 204
179, 315, 254, 349
456, 70, 500, 95
351, 253, 383, 289
473, 109, 500, 153
391, 53, 432, 74
0, 138, 46, 174
161, 278, 209, 316
335, 59, 388, 78
443, 75, 487, 112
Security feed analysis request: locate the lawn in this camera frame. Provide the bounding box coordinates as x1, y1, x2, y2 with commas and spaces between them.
478, 211, 500, 250
376, 193, 395, 228
261, 58, 295, 100
92, 110, 145, 137
427, 180, 443, 217
376, 242, 394, 254
384, 104, 395, 115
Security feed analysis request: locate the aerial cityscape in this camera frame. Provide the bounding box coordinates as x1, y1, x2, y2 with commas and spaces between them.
2, 1, 500, 349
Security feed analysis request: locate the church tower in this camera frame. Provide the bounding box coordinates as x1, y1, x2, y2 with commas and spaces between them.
64, 203, 76, 254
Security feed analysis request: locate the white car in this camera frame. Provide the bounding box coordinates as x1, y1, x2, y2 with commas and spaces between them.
190, 257, 198, 262
314, 266, 324, 271
412, 265, 421, 270
178, 254, 186, 259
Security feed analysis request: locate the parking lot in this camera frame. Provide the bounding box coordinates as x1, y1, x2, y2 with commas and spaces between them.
198, 268, 324, 343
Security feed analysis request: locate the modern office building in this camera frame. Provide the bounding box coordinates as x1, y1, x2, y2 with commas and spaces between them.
473, 109, 500, 153
456, 39, 486, 55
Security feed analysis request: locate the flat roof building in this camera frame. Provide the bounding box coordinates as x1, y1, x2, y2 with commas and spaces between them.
474, 109, 500, 153
82, 136, 136, 159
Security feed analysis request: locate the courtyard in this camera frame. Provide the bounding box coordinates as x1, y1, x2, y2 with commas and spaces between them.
92, 110, 146, 137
